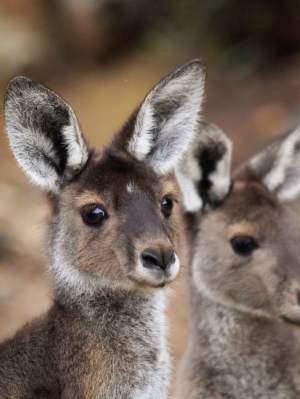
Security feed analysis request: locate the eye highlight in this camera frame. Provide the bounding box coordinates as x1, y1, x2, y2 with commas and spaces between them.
80, 204, 108, 226
230, 235, 258, 256
161, 196, 173, 218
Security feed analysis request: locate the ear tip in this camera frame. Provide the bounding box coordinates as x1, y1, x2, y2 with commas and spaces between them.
199, 121, 232, 143
6, 76, 34, 91
187, 58, 207, 70
5, 76, 35, 106
179, 58, 207, 78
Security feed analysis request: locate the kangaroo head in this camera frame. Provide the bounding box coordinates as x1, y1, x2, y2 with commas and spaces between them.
176, 122, 300, 323
5, 60, 206, 294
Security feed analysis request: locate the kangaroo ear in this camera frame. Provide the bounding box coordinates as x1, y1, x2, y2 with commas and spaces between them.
125, 60, 206, 174
176, 122, 232, 212
5, 77, 88, 193
244, 126, 300, 201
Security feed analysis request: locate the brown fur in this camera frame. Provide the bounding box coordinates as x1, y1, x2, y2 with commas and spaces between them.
2, 60, 205, 397
0, 149, 185, 398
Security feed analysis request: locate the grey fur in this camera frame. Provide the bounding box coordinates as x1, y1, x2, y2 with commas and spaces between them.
0, 288, 170, 398
175, 123, 300, 398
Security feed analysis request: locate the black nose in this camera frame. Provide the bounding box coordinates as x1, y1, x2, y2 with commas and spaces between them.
141, 248, 175, 271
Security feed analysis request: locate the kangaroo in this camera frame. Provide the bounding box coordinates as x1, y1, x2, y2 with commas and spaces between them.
175, 122, 300, 398
0, 60, 206, 398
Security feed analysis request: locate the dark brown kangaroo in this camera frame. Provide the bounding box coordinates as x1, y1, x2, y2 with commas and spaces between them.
0, 60, 206, 398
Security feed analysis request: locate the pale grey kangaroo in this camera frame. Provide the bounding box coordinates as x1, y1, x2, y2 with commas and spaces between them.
0, 60, 206, 398
175, 122, 300, 398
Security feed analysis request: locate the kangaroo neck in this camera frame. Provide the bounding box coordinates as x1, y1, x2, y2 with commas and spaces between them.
191, 288, 298, 373
53, 283, 168, 333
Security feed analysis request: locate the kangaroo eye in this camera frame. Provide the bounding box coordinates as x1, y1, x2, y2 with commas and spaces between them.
230, 235, 258, 256
161, 196, 173, 218
81, 204, 108, 226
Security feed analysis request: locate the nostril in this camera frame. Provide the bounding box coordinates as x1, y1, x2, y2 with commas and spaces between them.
141, 249, 163, 269
141, 248, 175, 271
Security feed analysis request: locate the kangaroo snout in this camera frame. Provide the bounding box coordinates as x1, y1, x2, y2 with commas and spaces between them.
130, 242, 179, 288
141, 248, 175, 271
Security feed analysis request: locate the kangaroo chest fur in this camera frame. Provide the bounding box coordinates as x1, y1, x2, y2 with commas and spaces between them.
183, 294, 300, 399
0, 289, 170, 399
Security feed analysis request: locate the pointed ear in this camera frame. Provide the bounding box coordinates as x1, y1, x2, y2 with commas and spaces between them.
176, 122, 232, 212
5, 77, 88, 193
243, 126, 300, 201
125, 60, 206, 174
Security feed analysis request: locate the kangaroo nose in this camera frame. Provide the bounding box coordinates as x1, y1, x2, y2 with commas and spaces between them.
141, 248, 175, 271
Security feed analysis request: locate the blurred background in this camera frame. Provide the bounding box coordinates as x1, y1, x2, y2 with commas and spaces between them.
1, 0, 300, 390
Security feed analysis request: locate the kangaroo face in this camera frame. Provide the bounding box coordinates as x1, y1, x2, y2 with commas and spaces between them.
177, 123, 300, 322
193, 180, 300, 319
51, 151, 184, 290
5, 60, 206, 293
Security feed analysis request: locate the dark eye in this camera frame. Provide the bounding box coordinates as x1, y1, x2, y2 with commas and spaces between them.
80, 204, 108, 226
161, 196, 173, 217
230, 235, 258, 256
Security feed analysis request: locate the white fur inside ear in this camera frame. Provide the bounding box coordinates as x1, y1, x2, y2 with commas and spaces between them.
5, 119, 61, 192
175, 169, 203, 212
128, 104, 154, 161
251, 126, 300, 201
208, 134, 232, 201
149, 73, 205, 175
62, 110, 88, 171
5, 77, 88, 193
175, 149, 203, 212
128, 61, 206, 175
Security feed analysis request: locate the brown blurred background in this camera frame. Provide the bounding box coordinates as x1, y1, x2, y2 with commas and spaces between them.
1, 0, 300, 388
